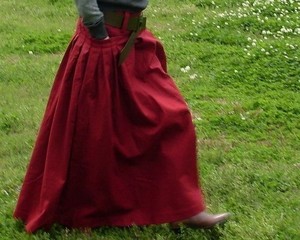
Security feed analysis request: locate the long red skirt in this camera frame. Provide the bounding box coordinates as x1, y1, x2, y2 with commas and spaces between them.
14, 16, 206, 233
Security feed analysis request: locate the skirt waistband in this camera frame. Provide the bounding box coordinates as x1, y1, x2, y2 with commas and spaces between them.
103, 11, 146, 65
76, 11, 146, 65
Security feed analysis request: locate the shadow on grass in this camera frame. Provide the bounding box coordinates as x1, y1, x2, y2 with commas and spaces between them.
11, 221, 226, 240
172, 226, 225, 240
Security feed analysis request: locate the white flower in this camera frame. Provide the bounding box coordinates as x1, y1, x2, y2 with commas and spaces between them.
181, 66, 191, 73
189, 74, 198, 79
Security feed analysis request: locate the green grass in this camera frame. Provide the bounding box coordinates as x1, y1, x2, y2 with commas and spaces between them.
1, 0, 299, 239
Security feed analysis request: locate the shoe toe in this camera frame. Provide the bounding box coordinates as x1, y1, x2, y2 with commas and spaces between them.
186, 211, 231, 229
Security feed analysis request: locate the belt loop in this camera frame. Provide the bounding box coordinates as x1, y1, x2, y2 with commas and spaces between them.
121, 12, 130, 30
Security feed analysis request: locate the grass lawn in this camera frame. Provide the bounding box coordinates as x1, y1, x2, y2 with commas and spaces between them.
0, 0, 299, 239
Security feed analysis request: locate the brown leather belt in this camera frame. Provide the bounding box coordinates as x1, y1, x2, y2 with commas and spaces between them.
104, 12, 147, 65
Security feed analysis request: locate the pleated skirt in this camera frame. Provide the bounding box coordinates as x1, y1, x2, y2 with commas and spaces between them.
14, 15, 206, 233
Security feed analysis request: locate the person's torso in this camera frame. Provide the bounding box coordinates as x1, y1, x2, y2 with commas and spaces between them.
98, 0, 148, 11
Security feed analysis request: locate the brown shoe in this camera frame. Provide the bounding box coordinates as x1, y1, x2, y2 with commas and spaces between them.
170, 211, 230, 229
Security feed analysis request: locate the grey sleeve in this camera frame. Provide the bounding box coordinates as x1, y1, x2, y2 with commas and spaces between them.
74, 0, 108, 39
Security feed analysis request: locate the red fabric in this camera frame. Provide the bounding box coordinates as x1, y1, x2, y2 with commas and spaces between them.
14, 15, 206, 233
